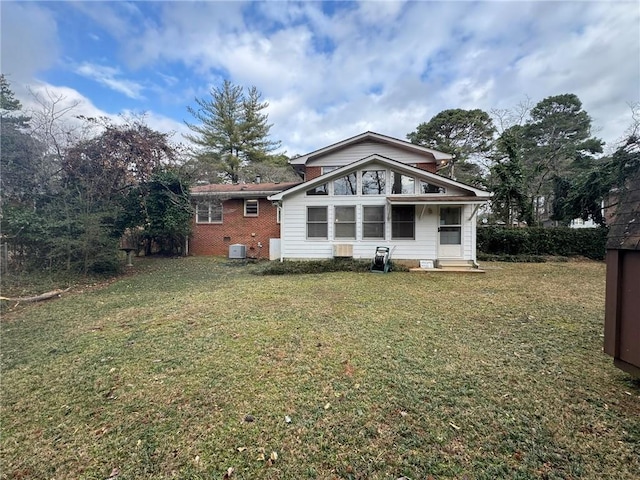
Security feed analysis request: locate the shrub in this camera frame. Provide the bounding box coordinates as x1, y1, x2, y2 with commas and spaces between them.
477, 226, 607, 260
257, 258, 408, 275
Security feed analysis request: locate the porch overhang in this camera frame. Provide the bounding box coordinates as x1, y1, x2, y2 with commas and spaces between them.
387, 195, 489, 220
386, 195, 489, 206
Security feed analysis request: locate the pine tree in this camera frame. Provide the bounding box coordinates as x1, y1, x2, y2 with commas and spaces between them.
185, 80, 281, 183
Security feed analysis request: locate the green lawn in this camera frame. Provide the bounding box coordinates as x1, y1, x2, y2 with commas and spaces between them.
1, 258, 638, 479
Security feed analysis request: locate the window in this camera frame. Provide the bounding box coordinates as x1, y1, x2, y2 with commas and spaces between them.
307, 207, 328, 238
322, 166, 339, 174
334, 173, 357, 195
391, 205, 415, 239
306, 183, 328, 195
196, 201, 222, 223
362, 170, 386, 195
334, 206, 356, 239
244, 199, 258, 216
362, 206, 385, 239
440, 207, 461, 245
419, 180, 444, 194
391, 171, 415, 194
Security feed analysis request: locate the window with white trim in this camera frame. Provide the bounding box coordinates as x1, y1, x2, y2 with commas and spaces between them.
244, 199, 259, 216
362, 205, 385, 239
322, 166, 339, 174
334, 173, 357, 195
196, 201, 223, 223
362, 170, 386, 195
420, 180, 445, 194
307, 207, 328, 239
334, 206, 356, 239
306, 183, 328, 195
391, 205, 415, 239
391, 171, 415, 194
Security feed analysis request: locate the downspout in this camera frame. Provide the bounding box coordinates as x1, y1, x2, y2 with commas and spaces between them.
278, 202, 284, 262
469, 203, 481, 269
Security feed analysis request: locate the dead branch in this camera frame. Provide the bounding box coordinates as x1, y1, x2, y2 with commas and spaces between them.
0, 287, 72, 304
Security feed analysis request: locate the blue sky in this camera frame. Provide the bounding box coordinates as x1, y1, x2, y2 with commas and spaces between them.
1, 1, 639, 156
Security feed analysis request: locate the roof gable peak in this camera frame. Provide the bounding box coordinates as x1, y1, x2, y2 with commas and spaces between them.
269, 154, 489, 200
289, 131, 452, 165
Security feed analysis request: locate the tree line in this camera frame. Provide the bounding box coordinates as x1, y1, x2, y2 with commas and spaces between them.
0, 76, 296, 275
407, 95, 639, 227
1, 73, 638, 276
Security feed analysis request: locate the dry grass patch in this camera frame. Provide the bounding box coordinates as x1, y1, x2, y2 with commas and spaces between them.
1, 258, 638, 479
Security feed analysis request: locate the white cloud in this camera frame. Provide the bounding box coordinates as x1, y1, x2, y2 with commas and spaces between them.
20, 81, 188, 149
0, 2, 59, 82
4, 0, 638, 158
75, 62, 145, 99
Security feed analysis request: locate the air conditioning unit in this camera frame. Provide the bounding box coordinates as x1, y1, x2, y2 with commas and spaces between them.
333, 244, 353, 258
229, 244, 246, 259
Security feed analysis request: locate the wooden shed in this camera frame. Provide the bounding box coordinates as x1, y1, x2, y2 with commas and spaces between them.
604, 173, 640, 377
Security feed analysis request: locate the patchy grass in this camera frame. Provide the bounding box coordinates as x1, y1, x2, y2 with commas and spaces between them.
1, 258, 638, 480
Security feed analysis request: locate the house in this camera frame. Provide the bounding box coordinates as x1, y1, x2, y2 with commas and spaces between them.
604, 172, 640, 377
189, 181, 299, 259
267, 131, 491, 267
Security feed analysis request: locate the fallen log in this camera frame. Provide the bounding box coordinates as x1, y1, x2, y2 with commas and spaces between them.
0, 287, 72, 303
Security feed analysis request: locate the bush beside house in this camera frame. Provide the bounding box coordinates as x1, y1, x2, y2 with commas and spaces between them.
477, 226, 607, 260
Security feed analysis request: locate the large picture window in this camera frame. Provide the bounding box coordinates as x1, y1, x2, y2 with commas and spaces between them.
334, 173, 357, 195
334, 206, 356, 239
362, 170, 386, 195
391, 171, 415, 194
391, 205, 415, 239
362, 205, 385, 239
196, 201, 222, 223
307, 207, 328, 238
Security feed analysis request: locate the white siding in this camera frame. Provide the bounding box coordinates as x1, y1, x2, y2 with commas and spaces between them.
278, 157, 486, 261
309, 141, 435, 167
281, 189, 453, 261
462, 204, 474, 260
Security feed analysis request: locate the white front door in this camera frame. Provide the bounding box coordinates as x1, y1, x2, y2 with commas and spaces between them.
438, 206, 463, 258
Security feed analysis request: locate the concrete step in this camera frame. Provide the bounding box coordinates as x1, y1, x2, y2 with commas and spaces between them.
409, 267, 485, 273
435, 259, 476, 269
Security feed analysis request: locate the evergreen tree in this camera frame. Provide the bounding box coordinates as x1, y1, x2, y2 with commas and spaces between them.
407, 108, 495, 182
185, 80, 281, 183
521, 94, 603, 223
0, 75, 45, 204
489, 127, 533, 226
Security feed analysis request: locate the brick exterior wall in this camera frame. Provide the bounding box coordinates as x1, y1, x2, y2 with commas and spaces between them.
415, 163, 437, 173
190, 198, 280, 259
304, 166, 322, 180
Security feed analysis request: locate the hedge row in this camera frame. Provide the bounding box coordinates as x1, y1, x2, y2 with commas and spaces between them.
477, 226, 607, 260
257, 258, 408, 275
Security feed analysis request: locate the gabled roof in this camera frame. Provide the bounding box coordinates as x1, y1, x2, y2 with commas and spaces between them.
289, 131, 453, 165
268, 154, 490, 201
191, 182, 300, 198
